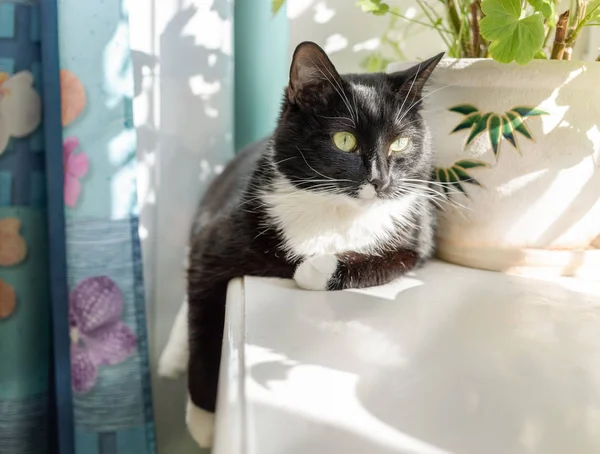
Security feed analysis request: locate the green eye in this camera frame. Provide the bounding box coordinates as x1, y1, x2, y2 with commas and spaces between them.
389, 137, 410, 154
333, 132, 357, 152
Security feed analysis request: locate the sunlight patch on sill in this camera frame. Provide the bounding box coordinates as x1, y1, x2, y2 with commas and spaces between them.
348, 275, 424, 301
246, 350, 450, 454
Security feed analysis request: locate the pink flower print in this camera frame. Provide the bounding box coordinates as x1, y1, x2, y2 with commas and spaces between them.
63, 137, 89, 208
69, 276, 137, 393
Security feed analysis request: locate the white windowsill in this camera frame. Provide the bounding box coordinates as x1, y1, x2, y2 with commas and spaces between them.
214, 260, 600, 454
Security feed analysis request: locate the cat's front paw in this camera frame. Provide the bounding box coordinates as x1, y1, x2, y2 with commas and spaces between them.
186, 398, 215, 448
294, 254, 339, 290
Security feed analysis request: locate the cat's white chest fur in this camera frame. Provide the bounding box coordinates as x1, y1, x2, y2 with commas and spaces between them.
263, 178, 416, 260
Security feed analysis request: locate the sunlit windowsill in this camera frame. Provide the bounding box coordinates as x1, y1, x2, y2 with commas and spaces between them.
214, 260, 600, 454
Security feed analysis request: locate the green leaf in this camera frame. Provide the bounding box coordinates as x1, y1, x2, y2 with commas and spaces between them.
584, 0, 600, 24
454, 159, 488, 169
505, 111, 533, 140
452, 166, 481, 186
511, 106, 548, 117
436, 168, 450, 196
451, 112, 481, 133
272, 0, 285, 14
449, 104, 479, 115
439, 168, 449, 183
356, 0, 390, 15
487, 114, 502, 157
446, 168, 466, 194
501, 116, 517, 148
446, 168, 458, 183
480, 0, 545, 65
527, 0, 554, 19
534, 50, 547, 59
466, 112, 492, 145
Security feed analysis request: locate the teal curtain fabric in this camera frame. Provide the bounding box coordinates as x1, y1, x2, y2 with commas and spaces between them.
56, 0, 156, 452
0, 0, 156, 452
234, 0, 289, 151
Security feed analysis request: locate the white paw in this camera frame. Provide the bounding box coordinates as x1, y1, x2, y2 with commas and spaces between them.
294, 254, 339, 290
186, 398, 215, 448
158, 300, 189, 379
158, 345, 187, 379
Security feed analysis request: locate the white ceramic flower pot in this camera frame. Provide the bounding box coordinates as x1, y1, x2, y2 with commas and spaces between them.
388, 58, 600, 278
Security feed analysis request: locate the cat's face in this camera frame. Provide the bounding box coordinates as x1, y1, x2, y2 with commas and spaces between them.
273, 42, 443, 203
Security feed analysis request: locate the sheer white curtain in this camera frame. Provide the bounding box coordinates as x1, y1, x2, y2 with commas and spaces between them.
129, 0, 234, 452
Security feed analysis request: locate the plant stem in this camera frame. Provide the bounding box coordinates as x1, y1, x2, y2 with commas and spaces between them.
382, 35, 407, 60
550, 11, 570, 59
542, 25, 553, 49
564, 22, 581, 49
419, 0, 446, 25
470, 2, 482, 57
563, 47, 572, 60
459, 0, 473, 57
446, 0, 462, 36
565, 0, 600, 48
415, 0, 454, 49
567, 0, 581, 34
388, 10, 451, 31
563, 0, 585, 57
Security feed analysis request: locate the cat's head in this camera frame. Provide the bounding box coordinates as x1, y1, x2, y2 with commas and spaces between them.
272, 41, 443, 203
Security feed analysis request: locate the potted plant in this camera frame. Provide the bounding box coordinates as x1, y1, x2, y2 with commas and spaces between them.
274, 0, 600, 278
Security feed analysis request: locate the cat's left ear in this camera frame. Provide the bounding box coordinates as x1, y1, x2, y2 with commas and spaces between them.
389, 52, 445, 98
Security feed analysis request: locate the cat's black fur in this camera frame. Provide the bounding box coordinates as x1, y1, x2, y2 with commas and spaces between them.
187, 42, 443, 415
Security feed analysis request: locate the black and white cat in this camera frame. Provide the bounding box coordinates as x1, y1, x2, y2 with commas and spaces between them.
159, 41, 444, 447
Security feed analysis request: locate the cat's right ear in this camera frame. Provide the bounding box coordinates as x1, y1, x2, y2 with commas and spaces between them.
287, 41, 341, 108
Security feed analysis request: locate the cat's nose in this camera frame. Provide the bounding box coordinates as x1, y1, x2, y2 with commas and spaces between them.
369, 177, 390, 192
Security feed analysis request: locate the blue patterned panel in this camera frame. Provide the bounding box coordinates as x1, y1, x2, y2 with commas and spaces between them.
0, 2, 39, 71
75, 430, 100, 454
29, 60, 44, 153
73, 424, 156, 454
0, 138, 45, 205
29, 171, 45, 207
41, 0, 74, 451
0, 208, 50, 399
0, 394, 49, 454
0, 56, 15, 155
0, 3, 45, 206
0, 3, 50, 453
0, 57, 14, 73
0, 170, 11, 205
29, 3, 40, 43
66, 217, 155, 453
0, 3, 16, 39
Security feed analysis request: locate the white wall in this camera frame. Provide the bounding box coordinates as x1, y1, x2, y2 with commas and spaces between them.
288, 0, 595, 73
287, 0, 444, 74
584, 28, 599, 61
129, 0, 233, 452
